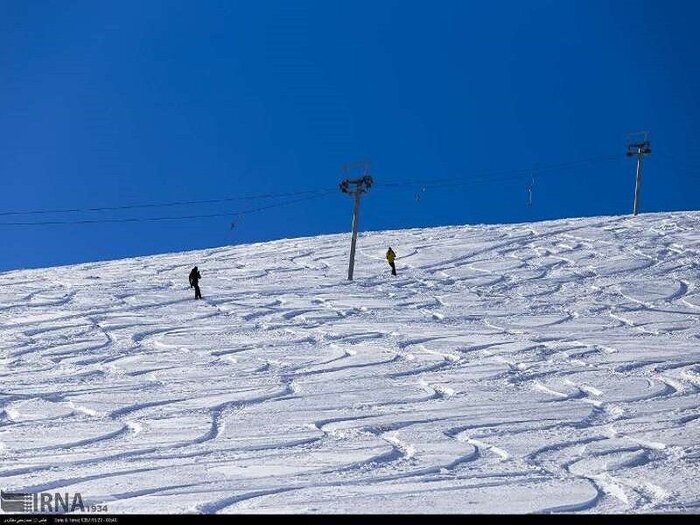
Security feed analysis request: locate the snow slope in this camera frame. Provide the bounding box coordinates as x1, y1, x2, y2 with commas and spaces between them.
1, 211, 700, 514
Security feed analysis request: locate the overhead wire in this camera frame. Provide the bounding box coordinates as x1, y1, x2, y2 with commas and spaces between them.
0, 188, 335, 217
0, 191, 336, 227
650, 154, 700, 178
0, 152, 632, 227
374, 153, 624, 190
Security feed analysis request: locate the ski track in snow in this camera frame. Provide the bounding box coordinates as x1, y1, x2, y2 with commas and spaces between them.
1, 212, 699, 514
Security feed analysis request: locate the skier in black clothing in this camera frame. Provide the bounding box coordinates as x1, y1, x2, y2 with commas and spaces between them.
189, 266, 202, 300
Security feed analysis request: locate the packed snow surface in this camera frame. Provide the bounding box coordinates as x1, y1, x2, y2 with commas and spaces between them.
1, 212, 700, 514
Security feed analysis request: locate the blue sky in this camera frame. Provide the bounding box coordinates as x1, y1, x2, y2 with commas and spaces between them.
1, 0, 699, 271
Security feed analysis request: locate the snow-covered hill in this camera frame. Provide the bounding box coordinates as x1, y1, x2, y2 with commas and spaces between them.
1, 211, 700, 514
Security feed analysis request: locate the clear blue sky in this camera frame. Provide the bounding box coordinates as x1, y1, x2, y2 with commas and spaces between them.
1, 0, 699, 271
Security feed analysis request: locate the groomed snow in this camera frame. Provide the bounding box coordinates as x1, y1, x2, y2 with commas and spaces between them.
1, 211, 699, 514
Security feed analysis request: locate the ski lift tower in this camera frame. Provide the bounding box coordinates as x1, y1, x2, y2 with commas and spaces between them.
626, 131, 652, 216
339, 161, 373, 281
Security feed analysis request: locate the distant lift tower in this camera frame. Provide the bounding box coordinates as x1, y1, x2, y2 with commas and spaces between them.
339, 161, 373, 281
626, 132, 652, 216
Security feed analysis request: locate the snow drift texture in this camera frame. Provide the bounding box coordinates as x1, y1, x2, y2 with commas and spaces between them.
1, 211, 700, 513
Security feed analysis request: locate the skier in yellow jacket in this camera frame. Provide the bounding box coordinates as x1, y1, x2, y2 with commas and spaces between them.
386, 247, 397, 276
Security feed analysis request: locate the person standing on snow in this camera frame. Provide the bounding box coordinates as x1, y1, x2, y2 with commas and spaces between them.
189, 266, 202, 300
386, 247, 397, 276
